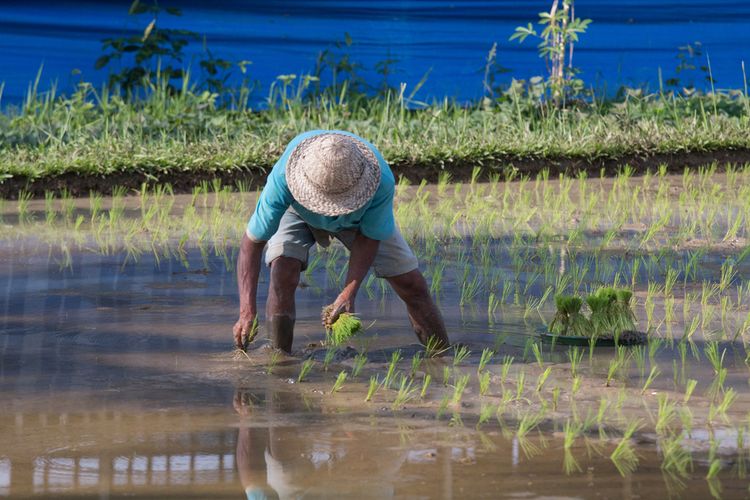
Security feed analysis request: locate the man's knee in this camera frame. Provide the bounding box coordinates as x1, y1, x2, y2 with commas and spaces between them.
269, 256, 302, 291
388, 269, 430, 301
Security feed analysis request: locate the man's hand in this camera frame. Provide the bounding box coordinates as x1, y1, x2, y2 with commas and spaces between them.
322, 292, 355, 328
233, 314, 259, 351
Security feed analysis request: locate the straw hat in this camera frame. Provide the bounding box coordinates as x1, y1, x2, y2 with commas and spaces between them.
286, 133, 381, 216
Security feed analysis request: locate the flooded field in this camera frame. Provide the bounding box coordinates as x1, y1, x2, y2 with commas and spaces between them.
3, 167, 750, 498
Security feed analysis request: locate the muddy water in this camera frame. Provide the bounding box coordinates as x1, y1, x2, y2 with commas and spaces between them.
2, 246, 749, 498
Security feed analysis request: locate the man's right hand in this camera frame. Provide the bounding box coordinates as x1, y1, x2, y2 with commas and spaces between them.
233, 314, 258, 351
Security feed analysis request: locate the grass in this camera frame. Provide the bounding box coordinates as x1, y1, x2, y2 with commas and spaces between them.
3, 65, 750, 192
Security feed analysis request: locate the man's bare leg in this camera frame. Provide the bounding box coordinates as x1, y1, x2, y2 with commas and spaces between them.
266, 256, 302, 353
386, 269, 450, 350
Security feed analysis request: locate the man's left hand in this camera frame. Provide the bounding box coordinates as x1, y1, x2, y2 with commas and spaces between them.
322, 292, 355, 328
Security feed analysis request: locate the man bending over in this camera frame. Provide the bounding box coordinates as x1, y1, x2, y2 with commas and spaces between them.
233, 130, 450, 352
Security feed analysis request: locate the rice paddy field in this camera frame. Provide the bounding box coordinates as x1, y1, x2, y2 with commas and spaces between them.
3, 164, 750, 497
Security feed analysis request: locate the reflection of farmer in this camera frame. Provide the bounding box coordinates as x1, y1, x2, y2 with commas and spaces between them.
234, 389, 406, 498
233, 130, 450, 352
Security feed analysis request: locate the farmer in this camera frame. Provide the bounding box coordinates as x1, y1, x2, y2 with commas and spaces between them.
233, 130, 450, 353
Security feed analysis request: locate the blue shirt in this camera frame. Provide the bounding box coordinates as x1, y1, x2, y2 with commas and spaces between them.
246, 130, 396, 241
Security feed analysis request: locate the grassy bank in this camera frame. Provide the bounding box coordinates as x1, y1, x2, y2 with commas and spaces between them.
2, 77, 750, 196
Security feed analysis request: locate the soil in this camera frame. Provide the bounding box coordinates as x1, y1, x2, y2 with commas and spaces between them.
2, 146, 750, 198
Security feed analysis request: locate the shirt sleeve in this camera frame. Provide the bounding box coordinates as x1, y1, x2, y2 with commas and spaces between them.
246, 161, 293, 242
359, 179, 395, 241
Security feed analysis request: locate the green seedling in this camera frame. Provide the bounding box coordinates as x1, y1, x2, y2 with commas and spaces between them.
552, 387, 561, 410
452, 374, 470, 406
266, 350, 282, 375
323, 347, 337, 371
641, 366, 660, 394
324, 311, 363, 346
298, 359, 315, 382
436, 395, 451, 419
531, 342, 544, 368
610, 419, 642, 476
420, 374, 432, 399
351, 352, 367, 378
571, 376, 582, 396
442, 365, 452, 386
516, 370, 526, 400
331, 370, 348, 393
410, 352, 423, 377
477, 403, 494, 429
425, 336, 449, 358
550, 295, 590, 337
536, 367, 551, 392
365, 375, 380, 402
383, 350, 402, 389
567, 346, 583, 377
478, 348, 493, 373
501, 355, 514, 384
704, 341, 726, 374
392, 374, 417, 409
478, 371, 491, 396
452, 345, 471, 367
683, 379, 698, 403
656, 394, 677, 435
709, 388, 736, 423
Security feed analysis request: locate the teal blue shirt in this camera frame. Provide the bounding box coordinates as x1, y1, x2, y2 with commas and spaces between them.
246, 130, 396, 241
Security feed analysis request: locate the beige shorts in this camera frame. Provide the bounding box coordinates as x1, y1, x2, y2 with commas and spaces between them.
257, 208, 418, 278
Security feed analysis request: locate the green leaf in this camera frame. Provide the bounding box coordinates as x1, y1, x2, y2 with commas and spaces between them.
165, 7, 182, 16
128, 0, 148, 15
142, 19, 156, 42
94, 55, 111, 69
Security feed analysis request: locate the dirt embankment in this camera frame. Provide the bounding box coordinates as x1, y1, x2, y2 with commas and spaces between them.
3, 147, 750, 199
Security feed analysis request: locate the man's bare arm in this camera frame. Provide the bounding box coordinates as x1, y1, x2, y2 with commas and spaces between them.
323, 232, 379, 326
233, 233, 266, 349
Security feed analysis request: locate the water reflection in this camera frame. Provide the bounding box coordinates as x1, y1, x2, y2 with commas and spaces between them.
233, 389, 407, 499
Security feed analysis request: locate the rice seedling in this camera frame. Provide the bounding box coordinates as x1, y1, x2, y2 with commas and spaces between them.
298, 359, 315, 383
641, 366, 660, 394
610, 419, 642, 476
365, 376, 380, 402
571, 376, 582, 396
331, 370, 347, 393
567, 346, 583, 378
500, 355, 514, 384
478, 371, 491, 396
351, 352, 367, 378
606, 356, 623, 387
704, 341, 726, 374
535, 367, 551, 392
552, 387, 560, 410
323, 347, 337, 372
324, 311, 363, 346
655, 394, 677, 435
442, 366, 452, 386
660, 432, 693, 478
425, 336, 449, 358
708, 388, 737, 424
266, 350, 282, 375
451, 373, 470, 406
562, 419, 584, 474
410, 352, 423, 377
420, 374, 432, 399
682, 379, 698, 404
477, 403, 495, 429
477, 348, 493, 373
392, 374, 417, 409
383, 350, 402, 389
436, 395, 451, 419
452, 345, 471, 367
550, 295, 589, 337
515, 370, 526, 400
531, 342, 544, 368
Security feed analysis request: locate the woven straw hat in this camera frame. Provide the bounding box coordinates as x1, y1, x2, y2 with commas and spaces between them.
286, 133, 381, 216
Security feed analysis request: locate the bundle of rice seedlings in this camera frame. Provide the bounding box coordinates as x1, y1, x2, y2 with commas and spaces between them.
323, 307, 363, 346
613, 289, 637, 331
586, 294, 614, 338
550, 295, 590, 337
